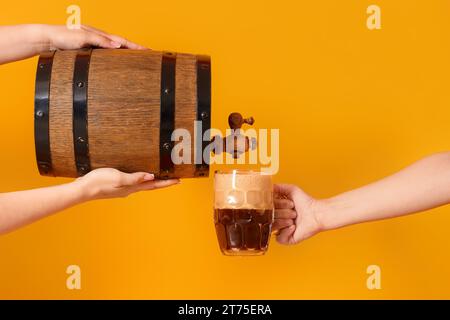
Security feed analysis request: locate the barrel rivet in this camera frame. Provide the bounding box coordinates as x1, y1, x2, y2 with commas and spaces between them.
164, 88, 169, 94
77, 136, 85, 143
77, 82, 84, 88
201, 111, 208, 120
36, 110, 44, 117
39, 63, 45, 69
163, 142, 170, 150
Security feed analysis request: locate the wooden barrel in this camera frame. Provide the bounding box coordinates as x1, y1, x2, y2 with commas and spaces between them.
34, 49, 211, 179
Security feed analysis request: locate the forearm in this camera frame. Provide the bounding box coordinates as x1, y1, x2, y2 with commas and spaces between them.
317, 152, 450, 231
0, 24, 50, 64
0, 181, 87, 234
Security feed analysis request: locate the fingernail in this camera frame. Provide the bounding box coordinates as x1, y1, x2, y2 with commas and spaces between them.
143, 173, 154, 181
111, 41, 121, 48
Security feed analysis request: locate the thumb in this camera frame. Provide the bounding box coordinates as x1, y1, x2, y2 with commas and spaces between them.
134, 179, 180, 191
120, 172, 154, 186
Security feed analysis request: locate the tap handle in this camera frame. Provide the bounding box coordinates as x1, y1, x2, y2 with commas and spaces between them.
228, 112, 255, 130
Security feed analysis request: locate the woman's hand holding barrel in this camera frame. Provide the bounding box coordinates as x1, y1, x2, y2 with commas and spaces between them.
0, 168, 178, 235
74, 168, 180, 200
0, 24, 147, 64
43, 24, 147, 51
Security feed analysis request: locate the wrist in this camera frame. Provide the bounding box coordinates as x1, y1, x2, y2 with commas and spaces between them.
69, 178, 95, 203
23, 24, 52, 54
310, 199, 329, 233
315, 194, 362, 232
313, 197, 345, 232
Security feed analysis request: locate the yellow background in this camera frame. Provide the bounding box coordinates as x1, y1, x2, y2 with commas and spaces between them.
1, 0, 450, 299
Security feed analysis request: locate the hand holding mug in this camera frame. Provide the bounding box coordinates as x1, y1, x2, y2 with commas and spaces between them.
273, 184, 323, 245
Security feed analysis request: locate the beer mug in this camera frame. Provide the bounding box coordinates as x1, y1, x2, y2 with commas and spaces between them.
214, 170, 274, 256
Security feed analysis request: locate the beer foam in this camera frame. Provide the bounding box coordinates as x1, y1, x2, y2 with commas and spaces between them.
215, 172, 272, 191
214, 172, 273, 209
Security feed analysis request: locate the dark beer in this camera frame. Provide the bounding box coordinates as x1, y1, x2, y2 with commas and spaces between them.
214, 170, 274, 256
214, 208, 274, 255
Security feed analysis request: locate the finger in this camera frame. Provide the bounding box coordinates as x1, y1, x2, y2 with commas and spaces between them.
274, 184, 296, 197
274, 198, 294, 209
276, 225, 295, 245
135, 179, 180, 191
81, 25, 147, 49
83, 31, 121, 48
274, 209, 297, 219
107, 34, 147, 50
120, 172, 154, 186
272, 219, 294, 232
